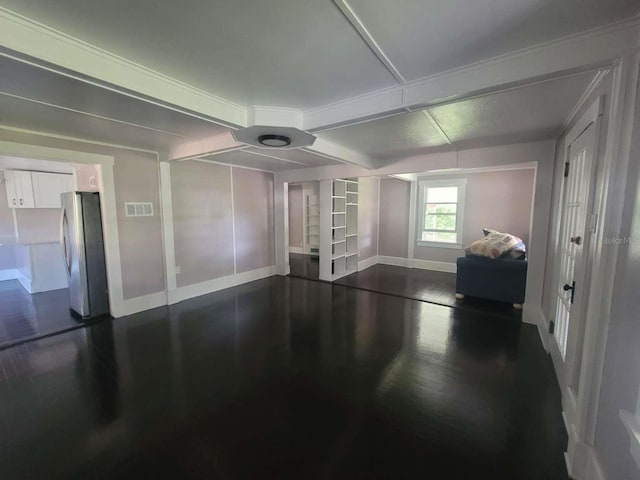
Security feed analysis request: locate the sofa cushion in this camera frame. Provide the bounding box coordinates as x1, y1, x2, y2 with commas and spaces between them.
467, 231, 525, 259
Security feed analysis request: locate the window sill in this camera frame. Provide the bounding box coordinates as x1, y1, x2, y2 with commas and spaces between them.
416, 241, 463, 250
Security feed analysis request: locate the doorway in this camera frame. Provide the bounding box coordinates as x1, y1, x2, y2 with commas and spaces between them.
288, 181, 319, 280
0, 155, 106, 348
549, 99, 601, 433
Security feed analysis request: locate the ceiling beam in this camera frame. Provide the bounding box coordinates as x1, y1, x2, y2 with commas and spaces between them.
331, 0, 405, 84
304, 16, 640, 131
305, 137, 376, 169
169, 132, 244, 161
0, 7, 247, 128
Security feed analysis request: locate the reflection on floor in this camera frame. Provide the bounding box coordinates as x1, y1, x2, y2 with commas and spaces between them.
289, 252, 319, 279
0, 279, 91, 349
0, 276, 567, 479
335, 264, 522, 320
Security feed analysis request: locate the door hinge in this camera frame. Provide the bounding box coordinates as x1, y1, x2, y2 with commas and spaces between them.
590, 213, 598, 233
549, 320, 555, 334
564, 162, 570, 178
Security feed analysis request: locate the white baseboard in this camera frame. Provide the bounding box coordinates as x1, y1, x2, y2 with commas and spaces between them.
289, 246, 304, 254
377, 255, 457, 273
358, 255, 378, 271
17, 273, 32, 293
563, 412, 609, 480
169, 265, 276, 305
0, 268, 18, 281
411, 258, 457, 273
377, 255, 410, 267
120, 291, 168, 317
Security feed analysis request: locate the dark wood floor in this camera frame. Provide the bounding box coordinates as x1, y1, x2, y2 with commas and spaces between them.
0, 276, 567, 479
0, 280, 91, 349
289, 252, 319, 279
335, 264, 523, 319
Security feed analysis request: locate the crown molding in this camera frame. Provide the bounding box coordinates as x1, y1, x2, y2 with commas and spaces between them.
304, 16, 640, 131
0, 7, 247, 128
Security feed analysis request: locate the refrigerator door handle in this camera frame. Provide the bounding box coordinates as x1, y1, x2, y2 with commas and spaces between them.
60, 208, 72, 278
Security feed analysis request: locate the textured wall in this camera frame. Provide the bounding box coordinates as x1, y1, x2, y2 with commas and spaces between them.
378, 178, 410, 258
288, 184, 303, 249
358, 177, 379, 260
171, 161, 235, 287
233, 167, 275, 273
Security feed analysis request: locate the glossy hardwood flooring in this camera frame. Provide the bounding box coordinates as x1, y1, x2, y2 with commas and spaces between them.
335, 264, 522, 319
0, 280, 93, 349
289, 252, 319, 279
0, 276, 567, 479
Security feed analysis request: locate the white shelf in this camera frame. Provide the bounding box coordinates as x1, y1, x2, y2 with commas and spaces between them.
332, 254, 345, 260
332, 240, 345, 244
346, 252, 358, 257
346, 233, 357, 237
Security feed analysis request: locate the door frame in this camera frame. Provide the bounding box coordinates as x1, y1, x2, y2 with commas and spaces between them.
0, 140, 128, 317
549, 97, 602, 425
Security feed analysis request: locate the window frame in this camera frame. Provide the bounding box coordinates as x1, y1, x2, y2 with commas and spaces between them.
416, 178, 467, 249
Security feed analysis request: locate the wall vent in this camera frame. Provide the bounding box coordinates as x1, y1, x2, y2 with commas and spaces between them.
125, 202, 153, 217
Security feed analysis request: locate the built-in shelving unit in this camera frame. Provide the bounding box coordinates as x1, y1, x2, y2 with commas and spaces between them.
319, 178, 358, 281
305, 193, 319, 257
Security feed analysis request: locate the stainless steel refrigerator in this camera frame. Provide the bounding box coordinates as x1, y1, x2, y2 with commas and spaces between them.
60, 192, 110, 319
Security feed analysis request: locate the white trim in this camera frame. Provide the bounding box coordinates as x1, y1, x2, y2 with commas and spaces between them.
411, 258, 457, 273
0, 268, 18, 281
565, 96, 604, 146
169, 266, 275, 304
331, 0, 405, 84
377, 255, 410, 268
417, 162, 537, 177
16, 271, 32, 293
358, 255, 378, 271
121, 291, 167, 317
159, 161, 177, 294
0, 124, 160, 155
376, 176, 381, 257
620, 410, 640, 472
230, 167, 237, 274
0, 140, 129, 317
416, 178, 467, 245
377, 255, 457, 273
0, 7, 247, 127
289, 246, 304, 254
304, 16, 639, 131
407, 180, 417, 263
559, 70, 610, 137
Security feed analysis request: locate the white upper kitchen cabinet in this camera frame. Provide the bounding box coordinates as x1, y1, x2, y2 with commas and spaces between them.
31, 172, 74, 208
4, 170, 74, 209
4, 170, 35, 208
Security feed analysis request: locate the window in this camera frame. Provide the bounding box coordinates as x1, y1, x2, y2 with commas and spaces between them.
417, 179, 466, 247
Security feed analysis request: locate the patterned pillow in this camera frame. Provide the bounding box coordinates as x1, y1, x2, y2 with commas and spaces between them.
467, 230, 525, 259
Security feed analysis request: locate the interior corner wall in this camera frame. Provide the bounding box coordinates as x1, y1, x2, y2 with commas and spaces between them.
0, 130, 166, 301
358, 176, 379, 260
378, 177, 410, 258
288, 184, 303, 249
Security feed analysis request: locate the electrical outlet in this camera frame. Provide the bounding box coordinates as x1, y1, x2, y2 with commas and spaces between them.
175, 266, 181, 274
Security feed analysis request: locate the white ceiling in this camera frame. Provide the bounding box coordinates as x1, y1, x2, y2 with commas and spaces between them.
198, 148, 342, 172
347, 0, 638, 82
0, 56, 231, 151
318, 70, 599, 161
0, 0, 635, 109
0, 1, 633, 171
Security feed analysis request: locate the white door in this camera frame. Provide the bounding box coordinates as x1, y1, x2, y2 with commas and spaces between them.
550, 117, 598, 428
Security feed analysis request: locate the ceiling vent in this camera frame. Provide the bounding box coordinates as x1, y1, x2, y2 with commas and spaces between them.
232, 125, 315, 149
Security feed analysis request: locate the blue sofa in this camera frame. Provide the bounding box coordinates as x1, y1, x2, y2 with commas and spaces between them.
455, 255, 527, 307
